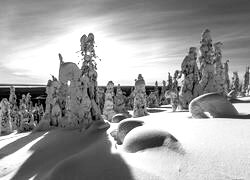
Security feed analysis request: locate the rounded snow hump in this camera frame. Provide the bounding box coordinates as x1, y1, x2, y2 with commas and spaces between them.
122, 126, 183, 153
189, 92, 239, 118
110, 119, 144, 145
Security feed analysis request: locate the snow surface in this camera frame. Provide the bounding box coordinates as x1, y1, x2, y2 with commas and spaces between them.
0, 101, 250, 180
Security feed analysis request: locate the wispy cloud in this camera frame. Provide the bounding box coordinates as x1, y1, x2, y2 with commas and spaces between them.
0, 0, 250, 85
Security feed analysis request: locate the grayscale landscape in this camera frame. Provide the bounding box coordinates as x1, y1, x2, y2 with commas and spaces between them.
0, 0, 250, 179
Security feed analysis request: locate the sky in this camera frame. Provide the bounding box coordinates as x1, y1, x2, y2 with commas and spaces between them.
0, 0, 250, 86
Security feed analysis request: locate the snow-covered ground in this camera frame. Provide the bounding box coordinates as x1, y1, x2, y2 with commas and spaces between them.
0, 101, 250, 180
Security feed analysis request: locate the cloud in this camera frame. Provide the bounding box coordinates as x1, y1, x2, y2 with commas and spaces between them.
0, 0, 250, 85
0, 65, 43, 84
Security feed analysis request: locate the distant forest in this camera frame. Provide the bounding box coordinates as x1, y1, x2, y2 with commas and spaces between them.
0, 85, 159, 103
